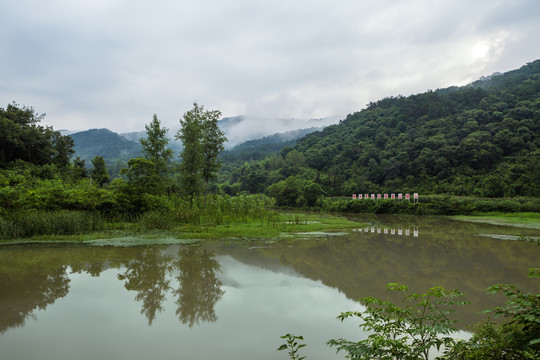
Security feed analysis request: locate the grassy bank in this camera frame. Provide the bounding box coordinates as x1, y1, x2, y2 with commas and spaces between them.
0, 210, 364, 244
451, 212, 540, 229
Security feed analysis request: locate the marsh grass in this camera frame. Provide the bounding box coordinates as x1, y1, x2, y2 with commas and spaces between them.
177, 213, 360, 240
0, 211, 362, 242
0, 210, 105, 239
0, 195, 364, 242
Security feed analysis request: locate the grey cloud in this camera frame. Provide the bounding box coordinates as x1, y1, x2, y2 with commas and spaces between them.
1, 0, 539, 133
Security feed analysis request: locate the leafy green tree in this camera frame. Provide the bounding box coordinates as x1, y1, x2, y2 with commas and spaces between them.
280, 150, 307, 177
0, 102, 45, 126
176, 102, 226, 206
239, 163, 269, 194
51, 132, 74, 170
72, 156, 87, 180
91, 156, 109, 187
266, 176, 304, 207
176, 103, 204, 206
121, 157, 162, 204
303, 182, 325, 207
139, 114, 173, 179
0, 116, 22, 164
201, 108, 227, 201
0, 102, 56, 166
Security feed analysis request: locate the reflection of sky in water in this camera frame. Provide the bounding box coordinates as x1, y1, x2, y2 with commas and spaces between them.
0, 256, 364, 360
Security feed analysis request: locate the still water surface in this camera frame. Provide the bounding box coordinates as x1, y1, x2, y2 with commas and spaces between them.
1, 214, 538, 359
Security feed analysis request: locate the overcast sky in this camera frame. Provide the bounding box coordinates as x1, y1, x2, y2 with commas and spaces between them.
1, 0, 539, 134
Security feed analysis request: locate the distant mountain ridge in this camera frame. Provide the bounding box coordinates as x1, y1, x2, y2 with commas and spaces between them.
69, 128, 142, 163
115, 115, 339, 149
69, 124, 322, 167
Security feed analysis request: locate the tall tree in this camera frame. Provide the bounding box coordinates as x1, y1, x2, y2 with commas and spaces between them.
0, 102, 57, 166
176, 103, 204, 206
175, 103, 226, 206
201, 108, 227, 201
139, 114, 173, 193
72, 156, 87, 179
139, 114, 173, 176
51, 132, 75, 170
91, 156, 109, 187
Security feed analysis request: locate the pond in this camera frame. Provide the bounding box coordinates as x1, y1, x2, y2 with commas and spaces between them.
1, 214, 539, 360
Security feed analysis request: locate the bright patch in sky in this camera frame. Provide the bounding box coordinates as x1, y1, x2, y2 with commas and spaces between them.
471, 42, 491, 61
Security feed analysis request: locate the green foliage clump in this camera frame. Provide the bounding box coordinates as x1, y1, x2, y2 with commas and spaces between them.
0, 102, 73, 167
327, 284, 468, 360
442, 269, 540, 359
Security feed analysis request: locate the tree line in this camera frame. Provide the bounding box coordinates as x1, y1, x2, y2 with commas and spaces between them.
0, 101, 226, 215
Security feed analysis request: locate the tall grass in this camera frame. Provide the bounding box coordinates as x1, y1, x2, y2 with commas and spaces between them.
128, 194, 278, 232
0, 194, 279, 238
0, 210, 105, 239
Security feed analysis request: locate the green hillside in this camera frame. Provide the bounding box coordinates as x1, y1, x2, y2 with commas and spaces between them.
70, 128, 142, 163
225, 60, 540, 200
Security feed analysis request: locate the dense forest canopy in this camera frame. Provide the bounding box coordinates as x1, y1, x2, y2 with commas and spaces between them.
221, 60, 540, 202
0, 103, 74, 168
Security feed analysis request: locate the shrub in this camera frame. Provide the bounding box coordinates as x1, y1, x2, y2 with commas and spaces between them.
327, 284, 468, 360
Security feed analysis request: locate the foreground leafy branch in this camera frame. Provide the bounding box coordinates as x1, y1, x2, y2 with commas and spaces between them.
442, 268, 540, 359
278, 334, 307, 360
327, 283, 468, 360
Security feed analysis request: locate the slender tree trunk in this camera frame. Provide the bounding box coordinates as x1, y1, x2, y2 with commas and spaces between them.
204, 181, 208, 208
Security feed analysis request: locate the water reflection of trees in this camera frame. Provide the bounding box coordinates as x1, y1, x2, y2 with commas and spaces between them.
173, 247, 224, 327
1, 244, 224, 334
0, 266, 70, 334
118, 248, 173, 325
116, 246, 224, 327
0, 245, 74, 334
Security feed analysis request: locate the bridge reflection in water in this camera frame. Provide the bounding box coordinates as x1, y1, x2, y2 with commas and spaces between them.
353, 226, 419, 237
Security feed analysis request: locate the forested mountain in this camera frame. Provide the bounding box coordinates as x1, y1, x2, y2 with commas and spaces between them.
224, 60, 540, 201
70, 128, 142, 163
